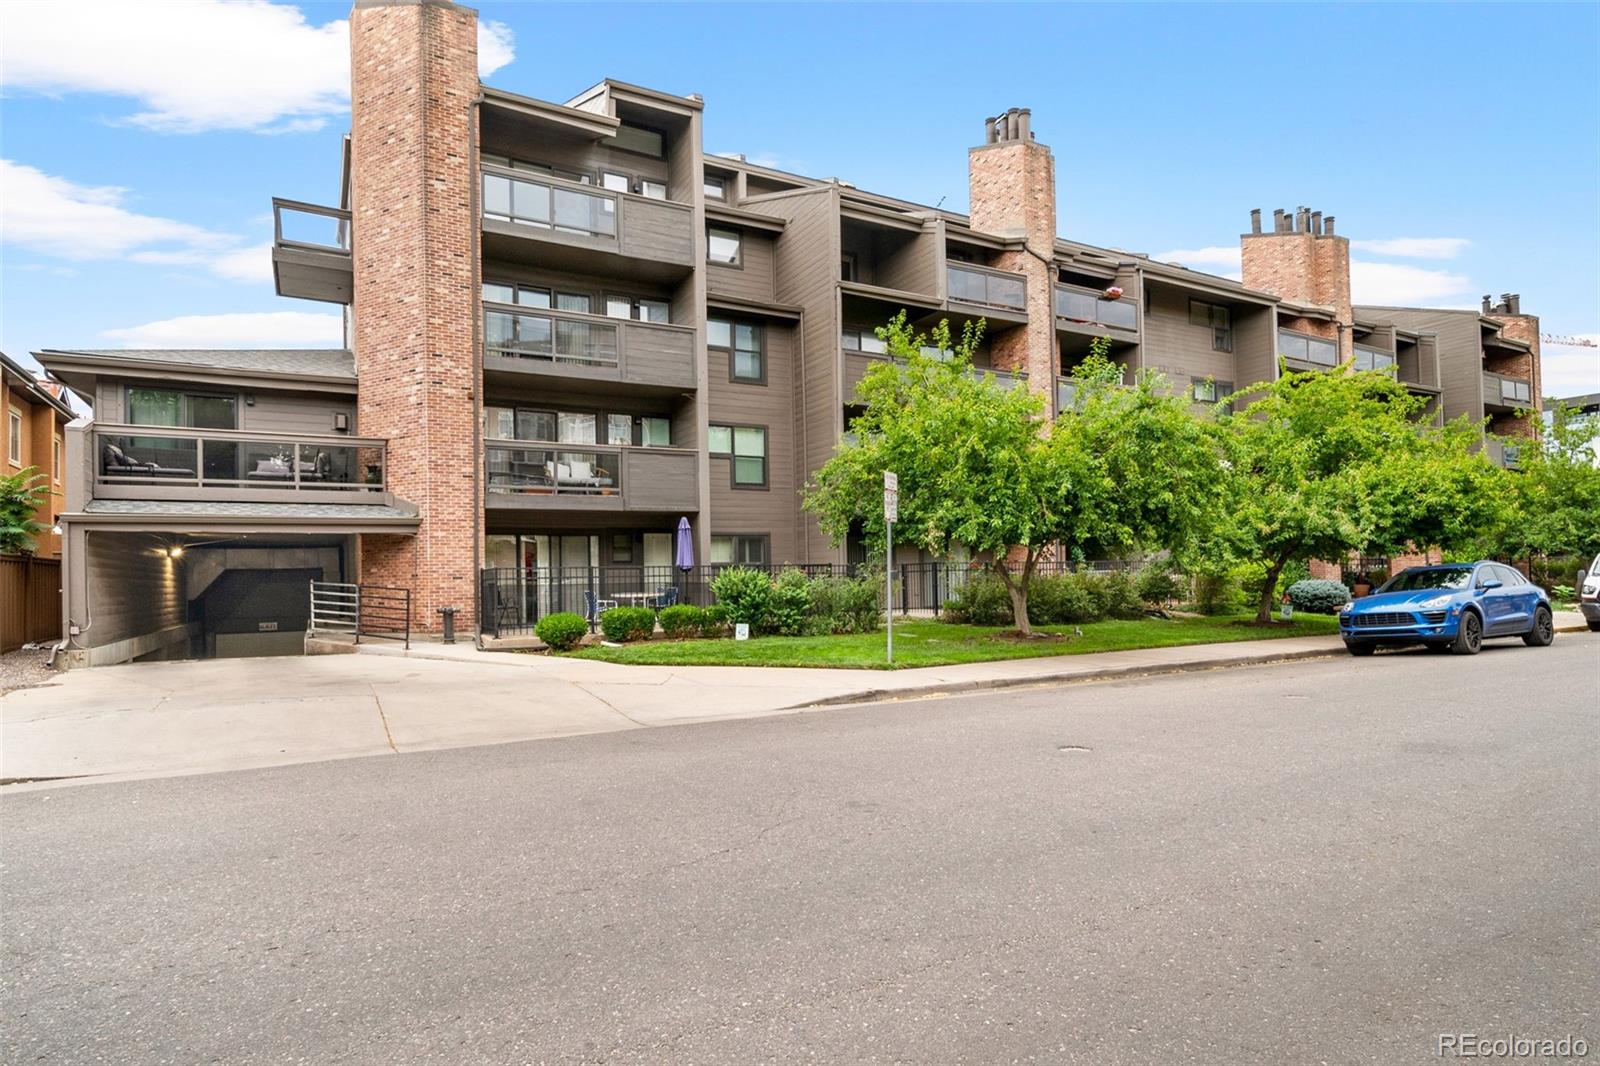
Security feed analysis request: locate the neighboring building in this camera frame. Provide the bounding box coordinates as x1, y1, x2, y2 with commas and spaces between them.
38, 0, 1543, 663
2, 351, 76, 558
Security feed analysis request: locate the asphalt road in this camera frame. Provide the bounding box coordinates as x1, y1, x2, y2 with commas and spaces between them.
4, 639, 1597, 1064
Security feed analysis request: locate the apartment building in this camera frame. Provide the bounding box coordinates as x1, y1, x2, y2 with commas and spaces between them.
39, 0, 1540, 665
2, 351, 75, 559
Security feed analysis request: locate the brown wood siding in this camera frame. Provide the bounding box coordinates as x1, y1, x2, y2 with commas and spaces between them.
622, 449, 699, 511
618, 197, 694, 265
93, 377, 354, 436
706, 231, 776, 303
478, 136, 671, 194
1142, 283, 1240, 388
877, 226, 940, 296
744, 186, 841, 563
708, 323, 798, 563
1359, 308, 1483, 426
84, 530, 187, 648
1231, 305, 1277, 390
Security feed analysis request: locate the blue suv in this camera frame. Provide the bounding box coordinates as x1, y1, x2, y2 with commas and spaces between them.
1340, 562, 1555, 656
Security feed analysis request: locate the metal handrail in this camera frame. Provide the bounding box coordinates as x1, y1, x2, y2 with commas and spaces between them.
93, 423, 383, 448
95, 425, 385, 492
272, 197, 351, 254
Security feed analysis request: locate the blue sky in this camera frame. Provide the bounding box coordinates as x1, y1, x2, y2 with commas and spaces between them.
3, 1, 1597, 398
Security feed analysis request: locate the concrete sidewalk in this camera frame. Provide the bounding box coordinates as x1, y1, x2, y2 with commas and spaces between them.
3, 616, 1589, 788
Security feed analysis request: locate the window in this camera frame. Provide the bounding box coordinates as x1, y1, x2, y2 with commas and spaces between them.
710, 318, 764, 382
1189, 300, 1232, 352
605, 295, 670, 323
483, 281, 552, 308
607, 414, 633, 446
708, 226, 742, 266
612, 123, 665, 158
1355, 346, 1395, 371
1279, 329, 1337, 367
710, 534, 769, 566
638, 179, 667, 201
53, 435, 63, 482
840, 253, 858, 282
638, 417, 671, 447
600, 171, 630, 193
482, 172, 615, 237
840, 328, 887, 355
703, 175, 727, 200
709, 424, 768, 487
127, 388, 237, 429
1501, 377, 1531, 403
1191, 379, 1234, 411
7, 409, 20, 467
611, 533, 634, 563
555, 292, 591, 314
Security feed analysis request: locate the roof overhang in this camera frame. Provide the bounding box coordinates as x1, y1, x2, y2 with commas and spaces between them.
63, 508, 419, 536
706, 203, 787, 234
705, 293, 804, 321
481, 86, 620, 140
35, 350, 357, 398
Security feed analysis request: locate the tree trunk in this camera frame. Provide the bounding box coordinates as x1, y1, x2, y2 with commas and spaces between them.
1257, 555, 1290, 624
994, 551, 1036, 635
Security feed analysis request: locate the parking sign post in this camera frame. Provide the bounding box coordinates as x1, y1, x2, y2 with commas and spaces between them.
884, 471, 898, 664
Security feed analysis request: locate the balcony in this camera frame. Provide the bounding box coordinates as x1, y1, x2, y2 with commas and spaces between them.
480, 166, 693, 280
842, 346, 1026, 396
483, 304, 696, 394
94, 425, 386, 503
484, 443, 698, 513
1484, 371, 1533, 411
271, 198, 352, 304
1055, 284, 1138, 336
1484, 437, 1523, 469
946, 264, 1028, 324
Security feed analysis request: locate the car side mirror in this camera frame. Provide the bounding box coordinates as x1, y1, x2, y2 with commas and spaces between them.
1479, 579, 1503, 591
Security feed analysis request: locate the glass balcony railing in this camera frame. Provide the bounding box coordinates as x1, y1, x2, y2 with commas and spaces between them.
1354, 346, 1396, 371
482, 172, 617, 238
1054, 285, 1137, 330
1279, 329, 1338, 367
272, 198, 350, 253
96, 427, 384, 492
485, 306, 621, 366
947, 265, 1027, 311
485, 443, 622, 496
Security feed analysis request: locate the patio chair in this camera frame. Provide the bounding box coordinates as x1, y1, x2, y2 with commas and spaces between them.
648, 586, 678, 610
101, 441, 194, 479
583, 590, 617, 622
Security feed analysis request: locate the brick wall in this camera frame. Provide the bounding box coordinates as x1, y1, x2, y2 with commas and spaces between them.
1485, 312, 1542, 439
968, 131, 1058, 396
350, 0, 480, 630
1241, 223, 1352, 359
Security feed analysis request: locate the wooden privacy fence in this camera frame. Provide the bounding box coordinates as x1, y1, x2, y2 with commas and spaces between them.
2, 554, 62, 653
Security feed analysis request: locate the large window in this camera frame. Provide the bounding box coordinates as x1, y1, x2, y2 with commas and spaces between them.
1354, 346, 1396, 371
126, 388, 237, 429
483, 172, 616, 238
1279, 329, 1338, 367
709, 423, 767, 487
840, 328, 888, 355
605, 295, 670, 323
53, 435, 63, 483
1189, 300, 1232, 352
707, 226, 742, 266
711, 534, 769, 566
710, 319, 764, 382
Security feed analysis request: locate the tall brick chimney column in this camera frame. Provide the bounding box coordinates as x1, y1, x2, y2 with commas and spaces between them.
968, 108, 1058, 396
1240, 205, 1352, 361
1484, 294, 1543, 438
350, 0, 480, 630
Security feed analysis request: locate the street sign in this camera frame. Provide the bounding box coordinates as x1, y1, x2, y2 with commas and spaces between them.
884, 471, 897, 664
883, 471, 898, 492
884, 471, 898, 523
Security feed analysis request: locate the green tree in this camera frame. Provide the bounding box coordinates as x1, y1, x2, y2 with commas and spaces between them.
1214, 364, 1499, 623
1484, 402, 1600, 562
1, 466, 50, 554
805, 316, 1225, 634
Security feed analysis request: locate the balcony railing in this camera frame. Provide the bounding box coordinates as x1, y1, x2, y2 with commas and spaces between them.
480, 165, 694, 268
1353, 345, 1396, 371
271, 197, 352, 304
486, 304, 620, 366
1484, 437, 1523, 469
1484, 371, 1532, 407
947, 264, 1027, 311
485, 442, 698, 511
484, 304, 696, 389
483, 171, 616, 238
1279, 329, 1338, 368
1054, 284, 1137, 331
95, 425, 385, 498
841, 347, 1026, 393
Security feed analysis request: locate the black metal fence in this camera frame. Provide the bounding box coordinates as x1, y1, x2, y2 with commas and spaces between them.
478, 559, 1136, 638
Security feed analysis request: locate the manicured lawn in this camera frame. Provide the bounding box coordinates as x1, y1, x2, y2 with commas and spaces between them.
566, 613, 1341, 669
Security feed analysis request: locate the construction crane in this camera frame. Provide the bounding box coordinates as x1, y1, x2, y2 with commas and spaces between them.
1542, 334, 1597, 347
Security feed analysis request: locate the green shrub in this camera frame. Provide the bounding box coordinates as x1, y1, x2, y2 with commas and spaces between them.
808, 574, 881, 634
1134, 559, 1184, 606
534, 612, 588, 651
1094, 569, 1146, 619
1277, 559, 1312, 598
599, 606, 656, 642
709, 567, 773, 631
941, 573, 1012, 625
768, 569, 812, 636
702, 603, 731, 636
1027, 573, 1095, 624
658, 604, 706, 639
1191, 571, 1242, 615
1286, 578, 1351, 614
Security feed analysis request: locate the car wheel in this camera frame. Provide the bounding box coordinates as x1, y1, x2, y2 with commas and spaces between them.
1345, 642, 1376, 657
1451, 610, 1482, 655
1588, 620, 1600, 633
1523, 605, 1554, 647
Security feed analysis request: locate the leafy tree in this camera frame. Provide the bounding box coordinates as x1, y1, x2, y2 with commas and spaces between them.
805, 316, 1225, 634
1, 466, 50, 555
1483, 402, 1600, 562
1213, 364, 1500, 623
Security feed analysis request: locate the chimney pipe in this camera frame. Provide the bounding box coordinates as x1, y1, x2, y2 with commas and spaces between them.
1482, 295, 1492, 313
1272, 208, 1286, 233
1311, 210, 1322, 235
1324, 215, 1335, 235
1250, 208, 1262, 234
1298, 207, 1310, 233
1017, 108, 1031, 141
984, 115, 997, 144
1007, 108, 1020, 140
1500, 293, 1513, 312
1508, 294, 1521, 315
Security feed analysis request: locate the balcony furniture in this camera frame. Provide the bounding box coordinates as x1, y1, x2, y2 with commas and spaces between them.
101, 441, 194, 479
648, 586, 678, 610
583, 590, 617, 621
549, 457, 614, 490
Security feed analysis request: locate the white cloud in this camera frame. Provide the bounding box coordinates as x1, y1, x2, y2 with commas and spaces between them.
1153, 246, 1242, 271
1351, 237, 1471, 260
1, 159, 231, 260
1350, 261, 1475, 306
1541, 336, 1600, 399
1, 1, 515, 135
103, 311, 343, 348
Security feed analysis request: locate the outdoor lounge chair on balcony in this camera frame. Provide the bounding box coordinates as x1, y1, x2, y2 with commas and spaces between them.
547, 458, 615, 491
101, 441, 195, 479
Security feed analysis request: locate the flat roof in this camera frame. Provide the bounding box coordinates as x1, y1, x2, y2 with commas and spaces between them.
36, 348, 355, 380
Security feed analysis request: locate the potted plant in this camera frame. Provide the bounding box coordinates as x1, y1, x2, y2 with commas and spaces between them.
1351, 571, 1372, 598
1103, 285, 1124, 300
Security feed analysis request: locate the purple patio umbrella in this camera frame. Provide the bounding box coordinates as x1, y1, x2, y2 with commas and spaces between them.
674, 517, 694, 607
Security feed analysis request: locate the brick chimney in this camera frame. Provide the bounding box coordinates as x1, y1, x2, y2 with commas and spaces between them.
968, 108, 1057, 394
1483, 293, 1543, 435
349, 0, 481, 629
1240, 204, 1352, 360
